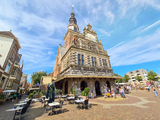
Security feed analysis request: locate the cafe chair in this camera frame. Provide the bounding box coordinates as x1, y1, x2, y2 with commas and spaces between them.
83, 100, 90, 109
56, 100, 64, 114
13, 105, 28, 120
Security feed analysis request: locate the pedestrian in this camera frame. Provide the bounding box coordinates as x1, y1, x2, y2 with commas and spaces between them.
12, 93, 17, 102
154, 89, 158, 97
91, 87, 94, 99
104, 86, 107, 99
121, 87, 125, 98
111, 86, 116, 99
17, 93, 21, 102
135, 84, 137, 92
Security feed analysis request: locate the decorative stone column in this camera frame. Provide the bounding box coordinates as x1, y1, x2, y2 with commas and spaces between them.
62, 81, 65, 95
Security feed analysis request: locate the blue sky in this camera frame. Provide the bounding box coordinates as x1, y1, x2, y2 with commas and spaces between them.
0, 0, 160, 83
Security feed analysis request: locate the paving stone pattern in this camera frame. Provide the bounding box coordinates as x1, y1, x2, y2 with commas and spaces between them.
0, 90, 160, 120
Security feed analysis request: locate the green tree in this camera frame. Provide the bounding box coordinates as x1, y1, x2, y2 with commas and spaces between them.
31, 71, 47, 85
123, 74, 130, 83
135, 75, 142, 82
113, 73, 123, 83
147, 71, 158, 81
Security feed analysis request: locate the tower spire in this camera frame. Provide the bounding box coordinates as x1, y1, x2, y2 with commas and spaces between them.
72, 5, 74, 12
67, 6, 79, 32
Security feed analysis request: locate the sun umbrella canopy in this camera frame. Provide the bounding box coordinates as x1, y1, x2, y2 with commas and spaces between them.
3, 90, 17, 93
52, 81, 55, 102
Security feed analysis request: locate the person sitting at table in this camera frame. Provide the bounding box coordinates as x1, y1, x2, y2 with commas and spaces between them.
12, 93, 17, 102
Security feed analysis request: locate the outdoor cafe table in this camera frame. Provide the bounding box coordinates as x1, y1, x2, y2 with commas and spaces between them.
14, 103, 27, 107
48, 102, 61, 115
67, 97, 75, 104
19, 100, 27, 103
6, 107, 23, 112
74, 99, 85, 109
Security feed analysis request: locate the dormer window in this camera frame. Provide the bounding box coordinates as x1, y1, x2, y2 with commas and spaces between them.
74, 27, 77, 32
92, 57, 96, 67
102, 59, 107, 68
78, 54, 84, 65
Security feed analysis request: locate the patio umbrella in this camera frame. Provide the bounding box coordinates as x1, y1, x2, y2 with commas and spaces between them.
51, 81, 55, 102
3, 90, 17, 93
46, 83, 50, 98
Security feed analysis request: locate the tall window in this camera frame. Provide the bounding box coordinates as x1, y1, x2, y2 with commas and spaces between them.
78, 54, 84, 65
102, 59, 107, 68
5, 63, 11, 73
92, 57, 96, 67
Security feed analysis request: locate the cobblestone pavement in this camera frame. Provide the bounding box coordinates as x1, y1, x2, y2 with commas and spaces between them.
1, 90, 160, 120
0, 95, 28, 120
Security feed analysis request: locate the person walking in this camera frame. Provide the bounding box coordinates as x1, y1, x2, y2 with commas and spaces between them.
135, 84, 137, 92
104, 86, 107, 99
121, 87, 125, 98
91, 87, 94, 99
154, 89, 158, 97
111, 86, 116, 99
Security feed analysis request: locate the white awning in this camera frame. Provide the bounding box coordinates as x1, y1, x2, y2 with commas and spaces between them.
19, 87, 25, 90
3, 90, 17, 93
30, 88, 40, 90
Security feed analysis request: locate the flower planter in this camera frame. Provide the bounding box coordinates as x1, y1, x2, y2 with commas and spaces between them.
80, 96, 88, 100
0, 88, 3, 94
35, 95, 42, 98
0, 99, 6, 103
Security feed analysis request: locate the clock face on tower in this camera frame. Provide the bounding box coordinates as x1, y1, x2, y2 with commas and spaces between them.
86, 33, 96, 41
68, 26, 74, 30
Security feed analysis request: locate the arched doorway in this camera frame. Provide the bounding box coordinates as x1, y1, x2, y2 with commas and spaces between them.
95, 81, 101, 95
60, 83, 63, 90
80, 81, 87, 91
65, 81, 68, 94
106, 81, 111, 90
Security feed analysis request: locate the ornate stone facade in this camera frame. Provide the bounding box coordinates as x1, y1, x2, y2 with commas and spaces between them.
52, 11, 120, 97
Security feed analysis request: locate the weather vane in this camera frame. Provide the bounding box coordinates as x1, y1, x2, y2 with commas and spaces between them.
72, 5, 74, 12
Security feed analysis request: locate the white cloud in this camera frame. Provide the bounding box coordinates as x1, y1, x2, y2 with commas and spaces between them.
108, 29, 160, 66
97, 29, 111, 37
108, 41, 125, 51
141, 20, 160, 32
117, 0, 160, 17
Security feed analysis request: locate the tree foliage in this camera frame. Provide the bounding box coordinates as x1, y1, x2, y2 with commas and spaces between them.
135, 76, 142, 82
123, 74, 130, 82
147, 71, 158, 81
31, 71, 47, 85
113, 73, 123, 83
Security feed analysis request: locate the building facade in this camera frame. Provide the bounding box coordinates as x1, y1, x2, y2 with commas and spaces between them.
0, 31, 23, 90
52, 11, 121, 97
19, 74, 28, 93
126, 69, 148, 85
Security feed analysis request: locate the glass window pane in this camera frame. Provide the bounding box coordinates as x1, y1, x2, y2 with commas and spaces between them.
78, 54, 80, 59
82, 60, 84, 65
81, 55, 83, 59
92, 57, 93, 61
92, 62, 94, 67
78, 60, 80, 65
95, 62, 96, 67
94, 57, 96, 61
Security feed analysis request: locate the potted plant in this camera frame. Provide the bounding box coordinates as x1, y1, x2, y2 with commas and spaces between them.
0, 94, 6, 103
81, 87, 90, 99
70, 88, 76, 97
